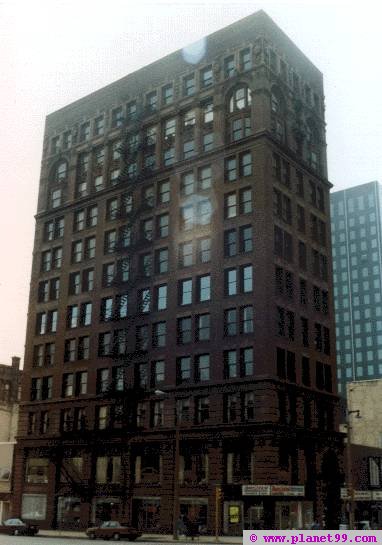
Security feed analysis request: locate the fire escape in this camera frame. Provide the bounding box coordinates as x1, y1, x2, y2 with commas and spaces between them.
53, 105, 159, 518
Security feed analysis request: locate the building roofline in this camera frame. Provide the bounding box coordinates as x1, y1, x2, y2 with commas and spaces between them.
46, 9, 323, 124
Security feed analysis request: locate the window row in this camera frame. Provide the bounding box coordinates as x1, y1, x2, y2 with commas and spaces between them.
48, 48, 254, 155
275, 266, 329, 315
273, 153, 325, 212
276, 307, 331, 354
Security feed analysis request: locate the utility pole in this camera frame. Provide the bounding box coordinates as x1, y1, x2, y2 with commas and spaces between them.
215, 486, 222, 542
346, 409, 361, 529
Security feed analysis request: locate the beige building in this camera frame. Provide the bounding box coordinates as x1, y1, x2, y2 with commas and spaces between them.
347, 380, 382, 448
0, 357, 21, 522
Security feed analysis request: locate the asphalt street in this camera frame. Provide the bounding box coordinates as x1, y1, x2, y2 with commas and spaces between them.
0, 537, 238, 545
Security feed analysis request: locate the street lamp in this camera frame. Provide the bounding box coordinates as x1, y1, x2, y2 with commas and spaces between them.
346, 409, 361, 529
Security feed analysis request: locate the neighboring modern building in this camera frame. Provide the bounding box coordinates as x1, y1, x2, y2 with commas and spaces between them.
0, 356, 22, 522
331, 181, 382, 396
13, 11, 342, 533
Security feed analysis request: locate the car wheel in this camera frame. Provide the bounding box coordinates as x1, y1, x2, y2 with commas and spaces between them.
127, 537, 138, 542
112, 533, 120, 541
89, 532, 96, 540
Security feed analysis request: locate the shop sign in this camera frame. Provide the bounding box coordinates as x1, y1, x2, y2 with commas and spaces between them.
341, 489, 373, 501
270, 485, 305, 497
242, 485, 304, 496
354, 491, 372, 500
242, 485, 271, 496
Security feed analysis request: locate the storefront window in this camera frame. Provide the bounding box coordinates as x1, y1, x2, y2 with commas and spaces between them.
21, 494, 47, 520
91, 497, 120, 524
57, 497, 81, 529
275, 501, 313, 529
133, 498, 160, 531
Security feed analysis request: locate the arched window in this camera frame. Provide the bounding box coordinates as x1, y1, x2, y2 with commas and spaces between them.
52, 160, 68, 183
229, 86, 251, 113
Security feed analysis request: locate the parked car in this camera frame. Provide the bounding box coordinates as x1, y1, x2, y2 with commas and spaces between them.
0, 518, 39, 536
86, 521, 141, 541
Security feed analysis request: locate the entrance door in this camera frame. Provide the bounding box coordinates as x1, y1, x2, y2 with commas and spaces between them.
248, 504, 265, 529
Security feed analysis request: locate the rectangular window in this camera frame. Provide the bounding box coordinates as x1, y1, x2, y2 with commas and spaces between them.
196, 354, 210, 381
177, 356, 191, 384
198, 237, 211, 263
242, 265, 253, 292
224, 229, 237, 257
180, 241, 193, 267
136, 325, 149, 351
225, 193, 237, 218
196, 396, 209, 423
94, 115, 104, 136
224, 55, 235, 78
203, 100, 213, 124
203, 132, 214, 151
240, 48, 252, 71
240, 188, 252, 214
181, 171, 194, 196
224, 350, 237, 378
152, 360, 165, 386
157, 214, 169, 237
81, 302, 92, 326
198, 199, 212, 225
200, 65, 213, 87
139, 288, 151, 313
177, 317, 192, 345
155, 284, 167, 311
111, 106, 124, 128
196, 314, 210, 341
158, 180, 170, 204
241, 305, 254, 333
153, 321, 166, 348
240, 225, 253, 252
240, 152, 252, 176
198, 274, 211, 301
180, 279, 192, 305
98, 332, 112, 356
146, 91, 157, 112
162, 84, 173, 105
155, 248, 168, 274
224, 308, 237, 336
184, 74, 195, 96
78, 336, 90, 360
225, 269, 237, 296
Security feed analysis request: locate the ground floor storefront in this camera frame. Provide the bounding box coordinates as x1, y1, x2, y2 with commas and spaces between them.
11, 430, 344, 533
14, 487, 337, 534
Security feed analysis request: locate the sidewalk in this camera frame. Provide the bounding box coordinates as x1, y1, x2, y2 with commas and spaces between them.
40, 530, 243, 543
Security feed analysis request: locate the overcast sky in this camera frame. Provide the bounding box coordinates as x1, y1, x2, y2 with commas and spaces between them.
0, 0, 381, 365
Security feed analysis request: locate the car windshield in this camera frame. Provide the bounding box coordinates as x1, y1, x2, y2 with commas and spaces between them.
4, 519, 24, 526
109, 522, 119, 527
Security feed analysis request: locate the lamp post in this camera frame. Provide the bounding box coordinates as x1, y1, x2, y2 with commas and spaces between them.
346, 409, 361, 529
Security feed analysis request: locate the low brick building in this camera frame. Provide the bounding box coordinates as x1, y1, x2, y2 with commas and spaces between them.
0, 356, 21, 521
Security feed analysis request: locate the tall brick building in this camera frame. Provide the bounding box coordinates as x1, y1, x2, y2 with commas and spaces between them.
13, 11, 342, 533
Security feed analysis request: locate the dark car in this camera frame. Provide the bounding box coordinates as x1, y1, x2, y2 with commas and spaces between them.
0, 518, 39, 536
86, 521, 141, 541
